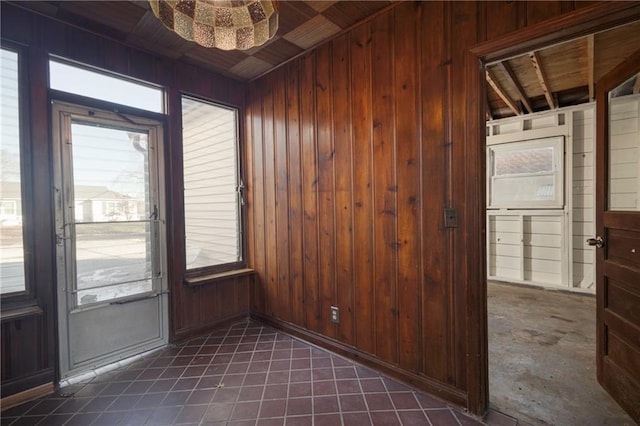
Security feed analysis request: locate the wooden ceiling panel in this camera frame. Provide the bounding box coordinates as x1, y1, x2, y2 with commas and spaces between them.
253, 37, 304, 66
594, 20, 640, 81
58, 1, 145, 35
537, 38, 587, 93
506, 55, 543, 99
275, 1, 318, 34
283, 15, 342, 50
228, 56, 273, 80
487, 63, 524, 112
183, 44, 249, 73
10, 0, 391, 82
127, 11, 193, 59
306, 1, 338, 13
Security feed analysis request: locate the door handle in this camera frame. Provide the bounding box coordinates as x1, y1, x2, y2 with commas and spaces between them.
586, 236, 605, 248
56, 234, 70, 245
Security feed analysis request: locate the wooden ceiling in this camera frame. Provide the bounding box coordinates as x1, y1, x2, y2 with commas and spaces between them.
8, 0, 391, 81
7, 2, 640, 116
487, 20, 640, 120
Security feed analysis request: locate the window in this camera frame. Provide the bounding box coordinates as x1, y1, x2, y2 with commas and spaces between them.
182, 96, 243, 272
0, 47, 26, 295
49, 59, 163, 113
487, 137, 565, 209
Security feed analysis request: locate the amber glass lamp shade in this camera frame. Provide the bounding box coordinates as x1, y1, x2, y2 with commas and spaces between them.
149, 0, 278, 51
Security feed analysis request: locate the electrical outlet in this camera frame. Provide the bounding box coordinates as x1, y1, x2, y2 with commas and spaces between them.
330, 306, 339, 323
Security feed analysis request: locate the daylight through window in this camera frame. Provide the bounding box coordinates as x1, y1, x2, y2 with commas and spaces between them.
0, 47, 26, 295
182, 97, 242, 271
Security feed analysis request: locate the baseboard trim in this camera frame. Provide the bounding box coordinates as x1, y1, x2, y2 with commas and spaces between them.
251, 313, 468, 410
1, 382, 54, 411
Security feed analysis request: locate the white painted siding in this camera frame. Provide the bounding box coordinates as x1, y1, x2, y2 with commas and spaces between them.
609, 95, 640, 211
488, 215, 521, 280
523, 215, 563, 285
487, 212, 566, 287
572, 108, 595, 290
487, 104, 595, 293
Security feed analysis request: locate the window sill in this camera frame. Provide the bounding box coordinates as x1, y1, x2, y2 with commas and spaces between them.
184, 268, 254, 287
0, 305, 43, 322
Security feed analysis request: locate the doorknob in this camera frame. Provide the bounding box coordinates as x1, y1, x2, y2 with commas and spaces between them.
586, 236, 605, 248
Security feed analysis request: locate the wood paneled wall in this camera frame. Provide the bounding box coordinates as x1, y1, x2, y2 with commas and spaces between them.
0, 3, 249, 398
245, 0, 613, 411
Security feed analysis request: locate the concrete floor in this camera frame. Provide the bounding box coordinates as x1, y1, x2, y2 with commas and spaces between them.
488, 281, 635, 426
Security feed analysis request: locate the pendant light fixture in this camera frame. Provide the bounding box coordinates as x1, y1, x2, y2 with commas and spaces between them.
149, 0, 278, 51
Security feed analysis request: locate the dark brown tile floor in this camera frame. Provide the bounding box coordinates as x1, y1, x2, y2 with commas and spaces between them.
1, 320, 485, 425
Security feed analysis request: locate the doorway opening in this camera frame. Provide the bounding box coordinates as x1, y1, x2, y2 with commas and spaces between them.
483, 21, 640, 424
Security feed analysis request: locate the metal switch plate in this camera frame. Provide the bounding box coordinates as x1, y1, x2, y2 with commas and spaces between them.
444, 207, 458, 228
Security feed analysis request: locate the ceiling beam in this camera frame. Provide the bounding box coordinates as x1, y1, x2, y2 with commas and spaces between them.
529, 51, 556, 109
587, 35, 595, 101
496, 61, 533, 114
486, 69, 520, 116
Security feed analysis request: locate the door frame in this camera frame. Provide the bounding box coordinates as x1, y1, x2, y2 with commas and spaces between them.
51, 99, 170, 379
465, 2, 640, 416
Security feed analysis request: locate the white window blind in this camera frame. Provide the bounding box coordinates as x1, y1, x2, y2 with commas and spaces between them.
182, 97, 241, 270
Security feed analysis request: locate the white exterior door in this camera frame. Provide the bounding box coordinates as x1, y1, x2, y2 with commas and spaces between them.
53, 102, 168, 378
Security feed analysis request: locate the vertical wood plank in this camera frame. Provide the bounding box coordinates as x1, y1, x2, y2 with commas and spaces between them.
128, 49, 155, 84
315, 43, 337, 339
99, 38, 130, 76
286, 61, 305, 327
36, 16, 66, 57
167, 87, 199, 334
393, 2, 421, 372
526, 1, 565, 26
451, 0, 482, 389
28, 47, 56, 375
350, 22, 375, 354
262, 75, 278, 318
300, 53, 321, 333
66, 26, 99, 65
420, 0, 448, 381
371, 12, 397, 363
250, 84, 267, 313
485, 1, 526, 41
273, 71, 291, 323
0, 3, 35, 46
244, 95, 256, 283
174, 62, 197, 95
332, 34, 355, 346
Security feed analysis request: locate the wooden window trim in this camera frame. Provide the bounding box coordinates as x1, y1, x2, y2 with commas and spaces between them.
184, 268, 254, 287
0, 41, 35, 306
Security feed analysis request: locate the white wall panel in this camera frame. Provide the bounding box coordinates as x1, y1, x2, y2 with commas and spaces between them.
487, 105, 596, 293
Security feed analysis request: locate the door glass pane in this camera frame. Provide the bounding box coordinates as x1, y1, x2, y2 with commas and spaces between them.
608, 72, 640, 211
0, 47, 26, 295
75, 222, 152, 305
70, 122, 153, 305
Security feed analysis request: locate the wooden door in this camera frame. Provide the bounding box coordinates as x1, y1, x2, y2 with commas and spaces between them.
595, 48, 640, 423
